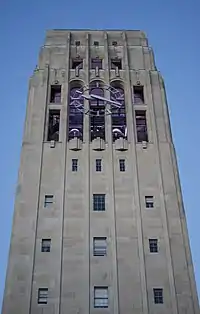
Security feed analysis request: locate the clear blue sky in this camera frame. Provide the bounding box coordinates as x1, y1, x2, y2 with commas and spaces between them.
0, 0, 199, 307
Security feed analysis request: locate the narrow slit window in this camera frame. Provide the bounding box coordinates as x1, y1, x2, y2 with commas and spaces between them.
75, 41, 80, 46
145, 196, 154, 208
91, 58, 103, 69
72, 159, 78, 172
38, 288, 48, 304
44, 195, 53, 208
149, 239, 158, 253
72, 58, 83, 69
111, 58, 122, 70
93, 237, 107, 256
41, 239, 51, 252
96, 159, 102, 172
93, 194, 105, 211
50, 85, 61, 103
94, 287, 108, 308
47, 110, 60, 141
153, 288, 163, 304
135, 110, 148, 142
133, 86, 144, 104
94, 41, 99, 46
119, 159, 125, 172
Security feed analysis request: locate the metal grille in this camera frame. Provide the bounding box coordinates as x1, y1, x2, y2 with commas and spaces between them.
145, 196, 154, 208
41, 239, 51, 252
149, 239, 158, 253
93, 237, 107, 256
38, 288, 48, 304
94, 287, 108, 308
44, 195, 53, 208
153, 288, 163, 304
119, 159, 125, 171
93, 194, 105, 211
96, 159, 102, 172
72, 159, 78, 172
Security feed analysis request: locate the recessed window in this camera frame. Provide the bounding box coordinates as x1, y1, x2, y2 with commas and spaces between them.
41, 239, 51, 252
38, 288, 48, 304
111, 58, 122, 70
96, 159, 102, 172
44, 195, 53, 208
133, 86, 144, 104
94, 41, 99, 46
72, 159, 78, 172
72, 58, 83, 69
112, 41, 117, 46
145, 196, 154, 208
91, 58, 103, 69
94, 287, 108, 308
47, 110, 60, 141
93, 194, 105, 211
149, 239, 158, 253
50, 85, 61, 103
119, 159, 125, 172
153, 288, 163, 304
75, 40, 80, 46
135, 110, 148, 142
93, 237, 107, 256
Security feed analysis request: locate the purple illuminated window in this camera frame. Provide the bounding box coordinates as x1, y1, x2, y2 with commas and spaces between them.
91, 58, 103, 69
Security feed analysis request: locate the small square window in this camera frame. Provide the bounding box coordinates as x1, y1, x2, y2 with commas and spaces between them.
72, 58, 83, 69
72, 159, 78, 172
38, 288, 48, 304
119, 159, 125, 172
91, 58, 103, 69
133, 86, 144, 104
153, 288, 163, 304
93, 237, 107, 256
112, 41, 117, 46
149, 239, 158, 253
41, 239, 51, 252
145, 196, 154, 208
93, 194, 105, 211
75, 40, 80, 46
94, 41, 99, 46
94, 287, 108, 308
96, 159, 102, 172
44, 195, 53, 208
50, 85, 61, 103
111, 58, 122, 70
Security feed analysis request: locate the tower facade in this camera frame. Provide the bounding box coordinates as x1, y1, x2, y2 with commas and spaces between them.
2, 30, 199, 314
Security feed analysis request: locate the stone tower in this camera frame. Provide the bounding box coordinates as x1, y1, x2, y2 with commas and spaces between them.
2, 30, 199, 314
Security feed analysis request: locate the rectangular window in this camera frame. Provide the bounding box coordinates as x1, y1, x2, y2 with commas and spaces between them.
135, 110, 148, 142
149, 239, 158, 253
38, 288, 48, 304
72, 159, 78, 172
133, 86, 144, 104
91, 58, 103, 69
93, 194, 105, 211
50, 85, 61, 103
153, 288, 163, 304
93, 237, 107, 256
41, 239, 51, 252
44, 195, 53, 208
47, 110, 60, 141
119, 159, 125, 172
111, 58, 122, 69
96, 159, 102, 172
72, 58, 83, 69
75, 40, 80, 46
94, 41, 99, 46
94, 287, 108, 308
145, 196, 154, 208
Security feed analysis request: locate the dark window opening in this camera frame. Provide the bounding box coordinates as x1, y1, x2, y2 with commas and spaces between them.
91, 58, 103, 69
94, 287, 108, 308
38, 288, 48, 304
135, 110, 148, 142
50, 85, 61, 103
72, 58, 83, 69
96, 159, 102, 172
153, 288, 163, 304
133, 86, 144, 104
119, 159, 125, 172
68, 86, 84, 141
75, 41, 80, 46
72, 159, 78, 171
94, 41, 99, 46
47, 110, 60, 141
93, 194, 105, 211
112, 41, 117, 46
44, 195, 53, 208
145, 196, 154, 208
93, 237, 107, 256
41, 239, 51, 252
149, 239, 158, 253
111, 58, 122, 70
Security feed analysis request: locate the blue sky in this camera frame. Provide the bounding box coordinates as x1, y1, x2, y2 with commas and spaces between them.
0, 0, 199, 307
